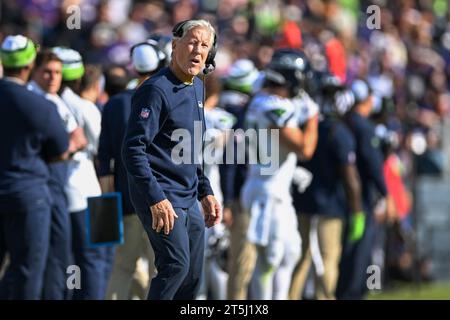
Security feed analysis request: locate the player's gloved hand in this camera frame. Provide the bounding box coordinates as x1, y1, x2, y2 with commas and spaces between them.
348, 211, 365, 243
293, 167, 313, 193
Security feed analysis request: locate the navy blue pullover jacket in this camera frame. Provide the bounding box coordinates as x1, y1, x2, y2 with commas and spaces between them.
0, 79, 69, 211
218, 90, 250, 207
346, 111, 387, 209
98, 90, 135, 215
122, 68, 213, 211
293, 118, 356, 217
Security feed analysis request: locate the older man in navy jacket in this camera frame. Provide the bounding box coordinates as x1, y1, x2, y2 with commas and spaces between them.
122, 19, 221, 300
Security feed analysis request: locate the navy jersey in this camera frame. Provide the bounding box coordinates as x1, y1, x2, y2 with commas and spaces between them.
0, 79, 69, 211
346, 111, 387, 208
98, 90, 135, 215
293, 118, 356, 217
122, 68, 213, 211
218, 90, 251, 206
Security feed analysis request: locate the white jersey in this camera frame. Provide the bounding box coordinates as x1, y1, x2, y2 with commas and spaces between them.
203, 107, 236, 205
61, 87, 102, 212
291, 90, 318, 194
61, 87, 101, 158
27, 81, 78, 133
244, 92, 298, 198
242, 92, 302, 279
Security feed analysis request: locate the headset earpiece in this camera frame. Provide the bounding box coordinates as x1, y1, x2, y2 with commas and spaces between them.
172, 20, 188, 38
129, 42, 165, 71
204, 33, 217, 74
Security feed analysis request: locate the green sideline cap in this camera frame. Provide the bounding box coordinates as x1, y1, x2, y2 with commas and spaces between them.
0, 35, 37, 68
52, 46, 85, 81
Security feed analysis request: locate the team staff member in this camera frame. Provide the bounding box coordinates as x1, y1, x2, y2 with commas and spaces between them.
101, 41, 166, 300
28, 50, 87, 299
122, 19, 221, 300
289, 74, 364, 300
336, 79, 387, 300
0, 35, 69, 299
197, 74, 235, 300
54, 47, 105, 299
218, 59, 261, 300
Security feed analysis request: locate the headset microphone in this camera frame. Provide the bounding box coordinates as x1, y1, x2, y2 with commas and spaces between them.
203, 60, 216, 75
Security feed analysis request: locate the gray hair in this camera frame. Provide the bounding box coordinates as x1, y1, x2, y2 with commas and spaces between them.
173, 19, 215, 47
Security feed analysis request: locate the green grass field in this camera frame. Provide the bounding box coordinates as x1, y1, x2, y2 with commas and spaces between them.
368, 282, 450, 300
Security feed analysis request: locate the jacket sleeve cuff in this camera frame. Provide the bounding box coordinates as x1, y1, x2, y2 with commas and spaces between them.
197, 185, 214, 201
146, 188, 167, 207
97, 161, 113, 177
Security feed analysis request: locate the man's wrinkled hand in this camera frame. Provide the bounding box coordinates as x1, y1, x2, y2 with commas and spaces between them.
150, 199, 178, 235
201, 195, 222, 228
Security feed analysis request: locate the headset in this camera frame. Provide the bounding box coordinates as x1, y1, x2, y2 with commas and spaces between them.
172, 20, 218, 190
129, 41, 166, 73
148, 34, 173, 67
172, 20, 218, 75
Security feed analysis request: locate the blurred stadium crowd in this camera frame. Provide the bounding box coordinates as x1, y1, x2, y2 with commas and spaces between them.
1, 0, 450, 300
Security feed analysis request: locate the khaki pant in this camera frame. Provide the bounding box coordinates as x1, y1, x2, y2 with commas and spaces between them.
106, 214, 155, 300
226, 201, 257, 300
289, 215, 343, 300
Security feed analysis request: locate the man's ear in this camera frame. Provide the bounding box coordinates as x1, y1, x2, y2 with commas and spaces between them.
172, 39, 177, 52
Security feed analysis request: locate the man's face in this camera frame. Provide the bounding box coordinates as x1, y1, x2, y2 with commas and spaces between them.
172, 26, 212, 79
33, 60, 62, 94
